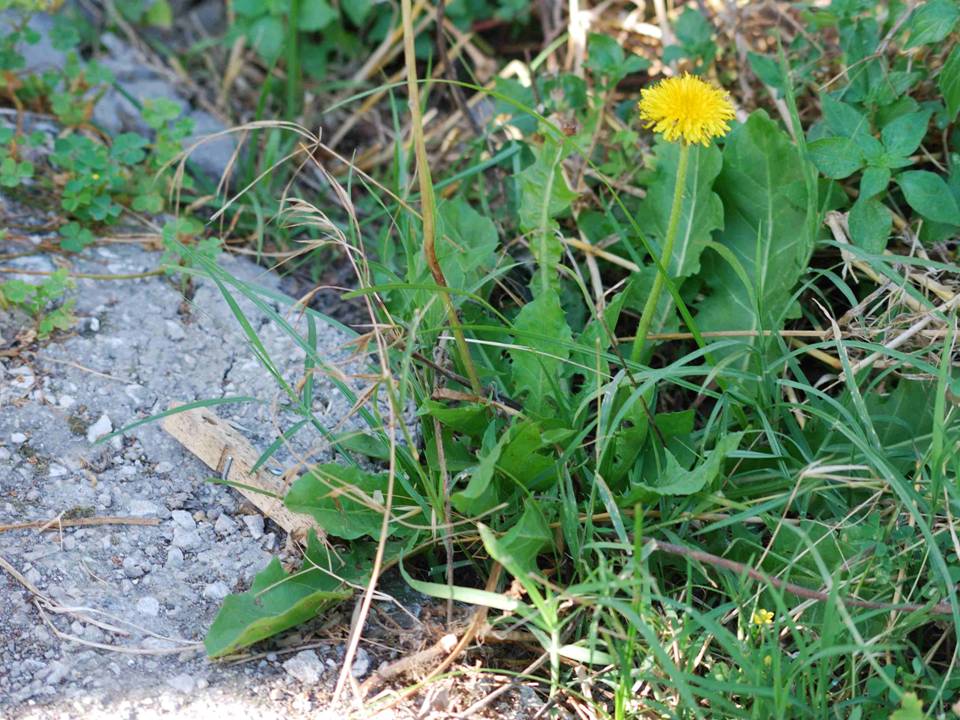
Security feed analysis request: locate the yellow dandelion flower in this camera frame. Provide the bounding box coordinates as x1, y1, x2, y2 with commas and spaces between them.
752, 608, 775, 626
91, 173, 100, 181
638, 74, 735, 146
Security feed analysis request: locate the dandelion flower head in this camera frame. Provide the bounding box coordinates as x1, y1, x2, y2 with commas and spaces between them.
638, 74, 735, 146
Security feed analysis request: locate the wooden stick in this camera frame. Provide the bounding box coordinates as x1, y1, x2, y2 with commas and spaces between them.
161, 403, 320, 542
0, 516, 159, 533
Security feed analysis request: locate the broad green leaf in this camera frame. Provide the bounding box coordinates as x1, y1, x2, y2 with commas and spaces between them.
940, 45, 960, 122
636, 140, 723, 278
300, 0, 337, 30
284, 464, 412, 540
889, 692, 924, 720
144, 0, 173, 28
479, 505, 552, 578
821, 95, 870, 141
421, 400, 488, 436
509, 288, 572, 416
897, 171, 960, 224
807, 137, 864, 179
880, 110, 931, 158
342, 0, 373, 25
518, 140, 577, 294
747, 52, 784, 91
498, 420, 559, 491
903, 0, 959, 49
204, 534, 363, 657
848, 197, 891, 253
859, 166, 890, 199
436, 197, 499, 293
451, 424, 506, 516
697, 111, 814, 376
624, 432, 743, 503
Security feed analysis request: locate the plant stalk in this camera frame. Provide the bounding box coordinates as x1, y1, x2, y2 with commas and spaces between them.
630, 141, 690, 364
399, 0, 482, 395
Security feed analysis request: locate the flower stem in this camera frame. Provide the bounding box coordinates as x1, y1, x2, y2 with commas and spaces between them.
630, 141, 690, 364
399, 0, 482, 395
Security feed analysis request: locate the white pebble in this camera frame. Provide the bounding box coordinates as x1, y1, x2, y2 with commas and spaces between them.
86, 415, 113, 444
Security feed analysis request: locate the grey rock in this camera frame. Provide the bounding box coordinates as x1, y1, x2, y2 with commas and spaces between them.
242, 514, 264, 539
202, 581, 230, 601
155, 461, 174, 474
0, 12, 66, 74
165, 547, 184, 568
129, 499, 158, 517
10, 432, 26, 444
165, 673, 195, 693
122, 557, 144, 579
171, 527, 201, 551
136, 596, 160, 617
170, 510, 196, 530
282, 650, 323, 684
351, 647, 371, 678
214, 513, 238, 536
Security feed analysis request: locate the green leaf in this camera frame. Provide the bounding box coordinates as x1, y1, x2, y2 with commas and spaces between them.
498, 420, 559, 491
889, 692, 924, 720
300, 0, 337, 30
807, 137, 864, 179
942, 45, 960, 123
342, 0, 373, 25
859, 166, 890, 199
747, 52, 784, 90
880, 110, 930, 158
451, 425, 506, 516
144, 0, 173, 28
111, 133, 148, 165
509, 288, 572, 416
636, 140, 723, 278
479, 505, 551, 578
697, 111, 814, 377
624, 432, 743, 503
284, 464, 411, 540
903, 0, 959, 49
247, 15, 285, 61
204, 534, 361, 657
821, 95, 870, 141
585, 33, 624, 76
518, 140, 577, 294
848, 197, 891, 254
897, 171, 960, 224
436, 197, 499, 293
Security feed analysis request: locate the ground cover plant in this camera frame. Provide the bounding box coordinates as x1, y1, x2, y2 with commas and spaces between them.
6, 0, 960, 717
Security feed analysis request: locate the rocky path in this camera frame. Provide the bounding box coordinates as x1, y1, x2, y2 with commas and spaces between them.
0, 235, 381, 718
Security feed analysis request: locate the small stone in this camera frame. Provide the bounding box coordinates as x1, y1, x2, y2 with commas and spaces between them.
214, 514, 238, 536
129, 500, 158, 517
170, 510, 196, 530
45, 660, 68, 685
242, 514, 264, 539
262, 533, 276, 551
166, 674, 195, 693
86, 415, 113, 444
97, 492, 112, 509
9, 367, 35, 393
85, 317, 101, 333
165, 547, 184, 568
136, 597, 160, 617
47, 464, 67, 478
122, 557, 144, 579
25, 567, 41, 586
171, 527, 201, 551
58, 395, 76, 409
202, 581, 230, 601
351, 647, 371, 678
10, 433, 27, 445
155, 461, 174, 475
165, 320, 185, 341
0, 447, 10, 461
283, 650, 323, 684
